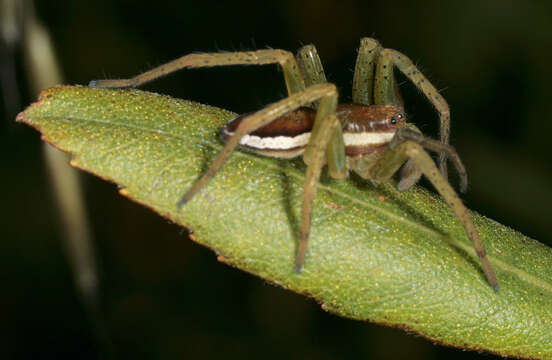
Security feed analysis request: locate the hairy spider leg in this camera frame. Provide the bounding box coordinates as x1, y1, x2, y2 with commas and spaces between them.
297, 114, 341, 270
353, 38, 405, 108
89, 42, 491, 287
394, 124, 426, 190
296, 90, 341, 270
295, 44, 328, 109
90, 48, 346, 273
352, 38, 422, 190
89, 49, 307, 96
177, 83, 340, 266
295, 45, 347, 180
369, 41, 451, 178
296, 45, 328, 87
352, 37, 381, 106
368, 130, 499, 291
396, 128, 468, 192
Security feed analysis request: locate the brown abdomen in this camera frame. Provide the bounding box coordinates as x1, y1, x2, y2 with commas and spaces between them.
222, 106, 316, 140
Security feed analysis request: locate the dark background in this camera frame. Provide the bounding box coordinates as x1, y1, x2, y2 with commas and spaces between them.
3, 1, 551, 359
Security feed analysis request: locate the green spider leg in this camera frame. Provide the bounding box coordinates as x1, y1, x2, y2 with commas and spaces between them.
352, 38, 382, 106
351, 39, 495, 289
175, 83, 340, 272
366, 129, 498, 291
352, 38, 420, 189
90, 48, 344, 273
89, 49, 307, 96
293, 45, 347, 268
352, 37, 451, 178
396, 123, 468, 194
296, 44, 328, 87
296, 44, 346, 180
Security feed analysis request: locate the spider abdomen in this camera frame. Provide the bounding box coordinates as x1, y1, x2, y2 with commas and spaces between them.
221, 107, 315, 158
223, 103, 405, 158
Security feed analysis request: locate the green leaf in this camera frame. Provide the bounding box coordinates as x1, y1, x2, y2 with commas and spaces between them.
18, 86, 552, 359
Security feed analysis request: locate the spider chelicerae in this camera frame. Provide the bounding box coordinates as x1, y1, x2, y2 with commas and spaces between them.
90, 37, 498, 291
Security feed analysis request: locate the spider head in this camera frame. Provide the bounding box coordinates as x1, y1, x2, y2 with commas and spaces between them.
338, 104, 406, 133
369, 104, 406, 131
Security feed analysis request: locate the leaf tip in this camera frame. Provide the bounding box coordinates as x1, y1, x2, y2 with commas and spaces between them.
15, 85, 74, 125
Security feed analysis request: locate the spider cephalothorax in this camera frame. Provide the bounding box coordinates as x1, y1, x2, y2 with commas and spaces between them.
90, 38, 498, 291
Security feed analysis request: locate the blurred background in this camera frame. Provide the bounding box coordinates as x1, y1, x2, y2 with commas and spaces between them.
3, 0, 551, 359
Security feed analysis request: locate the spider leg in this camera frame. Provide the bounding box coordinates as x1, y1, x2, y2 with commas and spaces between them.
295, 44, 327, 109
178, 80, 338, 214
176, 83, 340, 272
297, 96, 341, 270
294, 44, 346, 179
89, 49, 306, 96
396, 124, 424, 191
369, 138, 498, 291
398, 156, 423, 192
296, 44, 327, 87
374, 47, 451, 178
395, 127, 468, 193
352, 37, 381, 105
353, 38, 405, 107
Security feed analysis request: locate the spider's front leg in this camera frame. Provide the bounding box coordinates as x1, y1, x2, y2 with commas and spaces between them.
395, 127, 468, 193
372, 40, 451, 178
369, 131, 499, 291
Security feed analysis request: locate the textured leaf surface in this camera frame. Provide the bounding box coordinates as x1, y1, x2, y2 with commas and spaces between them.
18, 86, 552, 359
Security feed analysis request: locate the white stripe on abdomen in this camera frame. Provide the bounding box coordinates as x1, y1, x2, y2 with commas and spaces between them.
227, 129, 396, 150
239, 132, 311, 150
343, 132, 395, 146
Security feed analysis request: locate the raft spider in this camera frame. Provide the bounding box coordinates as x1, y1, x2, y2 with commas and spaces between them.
89, 37, 498, 291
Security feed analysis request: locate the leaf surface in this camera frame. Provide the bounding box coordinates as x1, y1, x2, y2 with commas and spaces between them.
18, 86, 552, 359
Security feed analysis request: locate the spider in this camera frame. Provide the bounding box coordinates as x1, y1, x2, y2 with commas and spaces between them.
89, 37, 498, 291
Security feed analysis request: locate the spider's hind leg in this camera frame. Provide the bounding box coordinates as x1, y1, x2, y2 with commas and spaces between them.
174, 83, 341, 274
177, 83, 338, 208
90, 49, 307, 96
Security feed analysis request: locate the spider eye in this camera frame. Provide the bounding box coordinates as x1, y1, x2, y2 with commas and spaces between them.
390, 113, 404, 124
